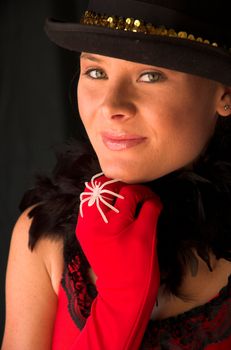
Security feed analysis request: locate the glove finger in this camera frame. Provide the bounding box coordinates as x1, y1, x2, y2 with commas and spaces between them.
107, 185, 158, 228
136, 196, 162, 228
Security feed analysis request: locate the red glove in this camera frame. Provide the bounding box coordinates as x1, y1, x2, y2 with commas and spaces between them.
71, 173, 162, 350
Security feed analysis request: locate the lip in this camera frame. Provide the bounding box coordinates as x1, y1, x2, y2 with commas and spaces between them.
101, 132, 147, 151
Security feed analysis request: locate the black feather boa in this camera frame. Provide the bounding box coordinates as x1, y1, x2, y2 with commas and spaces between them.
20, 117, 231, 297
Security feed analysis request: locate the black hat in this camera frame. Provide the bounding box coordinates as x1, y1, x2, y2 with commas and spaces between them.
45, 0, 231, 85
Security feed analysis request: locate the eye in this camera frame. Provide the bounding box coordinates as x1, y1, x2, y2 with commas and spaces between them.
139, 71, 164, 83
83, 68, 107, 80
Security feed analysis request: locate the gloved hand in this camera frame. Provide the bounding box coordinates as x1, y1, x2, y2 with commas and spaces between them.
71, 173, 162, 350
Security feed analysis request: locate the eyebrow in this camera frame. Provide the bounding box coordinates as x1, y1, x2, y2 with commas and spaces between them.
80, 53, 103, 63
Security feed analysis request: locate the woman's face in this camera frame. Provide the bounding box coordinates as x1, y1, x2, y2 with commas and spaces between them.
78, 53, 224, 183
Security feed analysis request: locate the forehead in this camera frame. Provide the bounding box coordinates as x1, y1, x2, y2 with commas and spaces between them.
80, 52, 179, 74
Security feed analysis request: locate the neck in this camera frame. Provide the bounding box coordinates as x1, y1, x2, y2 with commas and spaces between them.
151, 253, 231, 320
178, 252, 230, 302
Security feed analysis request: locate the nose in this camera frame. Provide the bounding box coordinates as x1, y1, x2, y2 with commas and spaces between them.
99, 81, 137, 122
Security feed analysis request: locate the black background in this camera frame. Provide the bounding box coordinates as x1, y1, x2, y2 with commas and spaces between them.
0, 0, 87, 343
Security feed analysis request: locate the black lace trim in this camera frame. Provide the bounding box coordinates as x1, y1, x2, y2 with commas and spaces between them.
61, 255, 97, 330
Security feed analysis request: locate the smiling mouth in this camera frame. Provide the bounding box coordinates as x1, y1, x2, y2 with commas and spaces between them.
101, 133, 147, 151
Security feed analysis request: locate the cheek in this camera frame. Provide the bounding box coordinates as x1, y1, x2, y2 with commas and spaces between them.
147, 102, 216, 164
77, 83, 86, 112
77, 81, 104, 123
77, 83, 102, 154
77, 84, 94, 128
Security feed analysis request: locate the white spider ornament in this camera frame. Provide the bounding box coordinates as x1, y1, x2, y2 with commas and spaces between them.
80, 172, 124, 223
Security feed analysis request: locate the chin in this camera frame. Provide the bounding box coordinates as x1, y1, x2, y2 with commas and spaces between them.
100, 163, 150, 184
100, 159, 173, 184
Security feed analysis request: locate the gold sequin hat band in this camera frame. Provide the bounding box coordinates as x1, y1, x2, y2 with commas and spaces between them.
45, 0, 231, 86
81, 10, 221, 50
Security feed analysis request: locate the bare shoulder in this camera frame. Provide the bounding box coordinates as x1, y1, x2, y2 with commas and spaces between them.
2, 207, 64, 350
7, 206, 64, 293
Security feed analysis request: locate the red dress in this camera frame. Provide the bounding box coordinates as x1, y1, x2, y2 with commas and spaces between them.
52, 252, 231, 349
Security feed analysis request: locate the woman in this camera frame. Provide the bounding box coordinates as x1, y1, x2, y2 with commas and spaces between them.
2, 0, 231, 349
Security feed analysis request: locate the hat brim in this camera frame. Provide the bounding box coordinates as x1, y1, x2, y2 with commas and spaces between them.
45, 18, 231, 86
